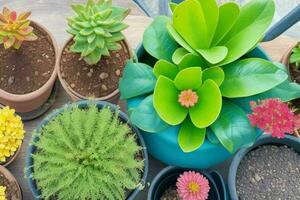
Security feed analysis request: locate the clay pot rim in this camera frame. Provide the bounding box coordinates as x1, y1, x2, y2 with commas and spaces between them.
1, 142, 22, 167
57, 37, 133, 101
0, 165, 22, 200
281, 43, 299, 69
0, 20, 58, 102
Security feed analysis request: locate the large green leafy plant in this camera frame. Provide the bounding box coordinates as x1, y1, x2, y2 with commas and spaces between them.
29, 105, 143, 200
290, 43, 300, 68
119, 0, 300, 153
67, 0, 129, 65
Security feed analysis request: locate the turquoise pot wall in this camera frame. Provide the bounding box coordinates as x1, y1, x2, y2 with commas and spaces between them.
127, 45, 270, 169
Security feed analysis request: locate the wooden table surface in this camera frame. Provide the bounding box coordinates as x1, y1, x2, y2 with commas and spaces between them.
0, 0, 297, 199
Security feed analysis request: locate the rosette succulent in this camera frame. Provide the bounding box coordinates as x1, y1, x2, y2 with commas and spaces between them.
0, 7, 37, 49
67, 0, 130, 65
119, 0, 300, 153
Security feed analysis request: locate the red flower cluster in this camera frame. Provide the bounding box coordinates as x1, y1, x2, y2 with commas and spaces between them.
248, 99, 298, 138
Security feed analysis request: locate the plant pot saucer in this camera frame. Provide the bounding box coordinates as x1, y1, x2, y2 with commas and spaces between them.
0, 79, 59, 121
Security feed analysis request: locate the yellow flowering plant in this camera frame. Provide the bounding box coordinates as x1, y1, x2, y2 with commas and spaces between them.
0, 186, 6, 200
0, 107, 25, 163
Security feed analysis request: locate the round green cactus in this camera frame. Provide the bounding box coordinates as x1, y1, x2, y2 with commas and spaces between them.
67, 0, 130, 65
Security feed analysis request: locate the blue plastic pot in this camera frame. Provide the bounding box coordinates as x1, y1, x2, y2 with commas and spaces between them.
25, 100, 149, 200
148, 166, 227, 200
228, 134, 300, 200
127, 45, 270, 169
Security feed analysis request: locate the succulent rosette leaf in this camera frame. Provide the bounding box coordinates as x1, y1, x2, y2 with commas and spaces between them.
67, 0, 129, 65
290, 43, 300, 68
0, 7, 37, 49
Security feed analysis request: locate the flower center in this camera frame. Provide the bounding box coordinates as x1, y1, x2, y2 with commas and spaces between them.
188, 182, 200, 193
178, 89, 198, 108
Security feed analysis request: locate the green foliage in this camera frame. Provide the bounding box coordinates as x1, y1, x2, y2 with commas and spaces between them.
67, 0, 129, 65
290, 43, 300, 68
31, 105, 143, 200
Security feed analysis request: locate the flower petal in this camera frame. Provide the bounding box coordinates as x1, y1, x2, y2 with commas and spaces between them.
154, 76, 188, 125
190, 79, 222, 128
174, 67, 202, 90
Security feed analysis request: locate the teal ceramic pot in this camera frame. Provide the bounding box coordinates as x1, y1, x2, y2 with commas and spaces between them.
126, 45, 270, 169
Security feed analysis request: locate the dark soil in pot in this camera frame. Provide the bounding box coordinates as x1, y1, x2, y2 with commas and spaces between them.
0, 170, 21, 200
0, 21, 55, 95
160, 185, 180, 200
59, 39, 130, 98
236, 145, 300, 200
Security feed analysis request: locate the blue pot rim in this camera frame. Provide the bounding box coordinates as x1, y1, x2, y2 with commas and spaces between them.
228, 134, 300, 200
147, 166, 227, 200
25, 100, 149, 200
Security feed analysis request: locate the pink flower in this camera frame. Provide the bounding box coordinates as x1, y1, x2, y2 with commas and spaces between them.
247, 99, 295, 138
176, 171, 210, 200
178, 89, 199, 108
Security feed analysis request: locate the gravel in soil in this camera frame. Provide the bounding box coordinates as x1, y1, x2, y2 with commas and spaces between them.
60, 40, 130, 98
0, 22, 55, 95
160, 185, 181, 200
0, 172, 19, 200
236, 145, 300, 200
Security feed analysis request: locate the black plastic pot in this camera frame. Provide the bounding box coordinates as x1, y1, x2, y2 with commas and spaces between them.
228, 134, 300, 200
25, 100, 149, 200
148, 166, 228, 200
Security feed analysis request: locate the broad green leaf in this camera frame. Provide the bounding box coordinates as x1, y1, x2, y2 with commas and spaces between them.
178, 53, 207, 70
173, 0, 219, 49
154, 76, 188, 125
130, 95, 170, 133
211, 2, 240, 46
218, 0, 275, 65
190, 80, 222, 128
153, 60, 179, 80
232, 80, 300, 113
169, 2, 178, 13
174, 67, 202, 90
143, 16, 178, 62
119, 61, 156, 99
211, 100, 256, 153
178, 118, 206, 152
207, 128, 220, 145
202, 67, 224, 86
220, 58, 288, 98
197, 46, 228, 64
172, 48, 189, 65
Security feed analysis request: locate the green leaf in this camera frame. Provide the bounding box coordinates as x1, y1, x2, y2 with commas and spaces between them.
190, 80, 222, 128
197, 46, 228, 64
220, 58, 288, 98
119, 61, 156, 99
178, 118, 206, 152
202, 67, 224, 86
173, 0, 218, 49
83, 47, 101, 65
154, 76, 188, 125
143, 16, 178, 62
211, 2, 240, 46
178, 53, 207, 71
129, 95, 170, 133
153, 60, 179, 80
218, 0, 275, 65
211, 100, 256, 153
172, 48, 189, 65
207, 128, 220, 145
169, 2, 178, 13
174, 67, 202, 90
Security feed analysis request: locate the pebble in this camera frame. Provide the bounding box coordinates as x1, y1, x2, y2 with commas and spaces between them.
70, 83, 75, 88
35, 71, 39, 76
101, 84, 107, 91
87, 72, 93, 77
115, 69, 121, 76
26, 77, 30, 82
8, 76, 14, 85
99, 72, 108, 79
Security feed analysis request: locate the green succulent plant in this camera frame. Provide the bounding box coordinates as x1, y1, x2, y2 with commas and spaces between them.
290, 43, 300, 68
30, 105, 143, 200
67, 0, 130, 65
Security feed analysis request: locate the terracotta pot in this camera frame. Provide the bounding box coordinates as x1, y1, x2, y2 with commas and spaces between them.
0, 21, 58, 113
281, 43, 298, 76
57, 37, 133, 103
0, 165, 22, 200
1, 143, 22, 167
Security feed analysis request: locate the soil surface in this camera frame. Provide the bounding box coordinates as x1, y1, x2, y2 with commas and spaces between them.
60, 40, 130, 98
160, 185, 181, 200
0, 172, 20, 200
0, 22, 55, 94
289, 63, 300, 109
236, 145, 300, 200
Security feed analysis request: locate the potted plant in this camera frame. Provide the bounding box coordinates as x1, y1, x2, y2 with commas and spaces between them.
281, 42, 300, 108
58, 0, 132, 103
0, 106, 25, 167
148, 166, 227, 200
25, 101, 148, 200
119, 0, 300, 168
0, 165, 22, 200
0, 7, 58, 113
228, 99, 300, 199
